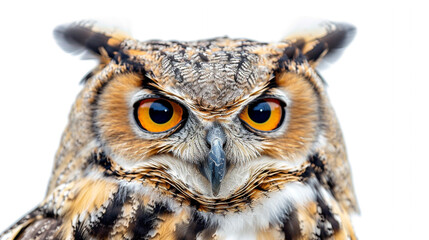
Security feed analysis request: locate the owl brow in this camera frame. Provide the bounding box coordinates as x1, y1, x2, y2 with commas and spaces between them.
227, 76, 278, 112
140, 73, 163, 93
265, 75, 280, 90
250, 75, 279, 98
139, 74, 186, 103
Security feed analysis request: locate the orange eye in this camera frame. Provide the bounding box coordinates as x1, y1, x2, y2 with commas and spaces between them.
239, 98, 285, 131
135, 98, 184, 133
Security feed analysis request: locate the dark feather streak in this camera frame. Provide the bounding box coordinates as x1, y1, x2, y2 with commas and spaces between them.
283, 208, 302, 240
131, 203, 172, 240
175, 211, 215, 240
90, 188, 130, 238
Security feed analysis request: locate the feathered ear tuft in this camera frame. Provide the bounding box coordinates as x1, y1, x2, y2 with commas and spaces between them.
285, 22, 356, 68
54, 21, 131, 60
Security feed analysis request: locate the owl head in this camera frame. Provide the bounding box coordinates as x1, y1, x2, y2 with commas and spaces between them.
49, 21, 357, 214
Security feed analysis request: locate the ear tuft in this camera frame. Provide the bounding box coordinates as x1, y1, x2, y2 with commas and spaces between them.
54, 21, 130, 59
285, 22, 356, 68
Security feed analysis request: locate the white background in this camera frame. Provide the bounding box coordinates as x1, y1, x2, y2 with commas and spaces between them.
0, 0, 427, 239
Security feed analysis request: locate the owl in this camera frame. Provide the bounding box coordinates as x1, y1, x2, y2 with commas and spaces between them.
0, 21, 358, 240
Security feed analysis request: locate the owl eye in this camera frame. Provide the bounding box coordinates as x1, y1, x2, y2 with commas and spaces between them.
135, 98, 184, 133
239, 98, 285, 132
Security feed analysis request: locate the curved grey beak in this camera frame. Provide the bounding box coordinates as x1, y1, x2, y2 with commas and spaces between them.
201, 123, 226, 196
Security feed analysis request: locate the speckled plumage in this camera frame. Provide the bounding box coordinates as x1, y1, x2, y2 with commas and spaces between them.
1, 21, 358, 240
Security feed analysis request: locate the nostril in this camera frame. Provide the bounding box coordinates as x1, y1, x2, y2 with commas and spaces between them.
204, 139, 210, 149
205, 136, 226, 150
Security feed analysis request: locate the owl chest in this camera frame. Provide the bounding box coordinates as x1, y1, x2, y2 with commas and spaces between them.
52, 179, 312, 240
72, 199, 290, 240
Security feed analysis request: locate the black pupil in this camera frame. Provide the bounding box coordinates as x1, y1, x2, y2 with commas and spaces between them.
149, 99, 173, 124
248, 100, 271, 123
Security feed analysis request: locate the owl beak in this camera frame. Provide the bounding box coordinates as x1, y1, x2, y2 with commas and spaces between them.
202, 123, 227, 196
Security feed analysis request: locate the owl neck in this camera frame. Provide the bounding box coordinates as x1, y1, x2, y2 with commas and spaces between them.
39, 147, 356, 239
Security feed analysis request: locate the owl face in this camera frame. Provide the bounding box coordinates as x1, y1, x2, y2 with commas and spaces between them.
87, 36, 321, 197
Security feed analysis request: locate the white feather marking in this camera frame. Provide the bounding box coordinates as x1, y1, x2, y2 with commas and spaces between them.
212, 182, 315, 236
0, 232, 12, 240
224, 232, 257, 240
